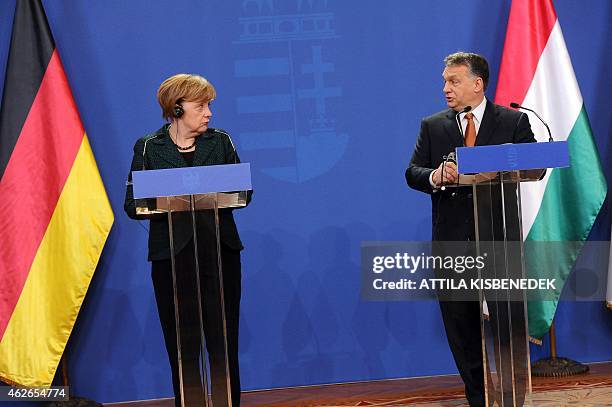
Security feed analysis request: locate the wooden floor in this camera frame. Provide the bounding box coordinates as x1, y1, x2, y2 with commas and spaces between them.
105, 361, 612, 406
241, 361, 612, 406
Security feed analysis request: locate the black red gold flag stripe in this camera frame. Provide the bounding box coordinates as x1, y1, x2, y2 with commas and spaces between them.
0, 0, 113, 386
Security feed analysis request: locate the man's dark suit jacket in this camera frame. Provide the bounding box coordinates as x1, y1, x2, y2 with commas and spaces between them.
124, 125, 251, 261
405, 100, 536, 241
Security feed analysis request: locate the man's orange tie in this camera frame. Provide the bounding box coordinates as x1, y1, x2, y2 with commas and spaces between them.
464, 112, 476, 147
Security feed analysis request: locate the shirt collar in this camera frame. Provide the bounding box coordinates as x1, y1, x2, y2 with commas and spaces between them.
460, 96, 487, 124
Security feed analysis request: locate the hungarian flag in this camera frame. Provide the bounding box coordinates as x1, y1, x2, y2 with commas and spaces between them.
0, 1, 114, 386
495, 0, 607, 340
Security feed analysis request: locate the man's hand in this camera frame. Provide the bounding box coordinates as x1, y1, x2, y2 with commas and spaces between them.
432, 161, 458, 187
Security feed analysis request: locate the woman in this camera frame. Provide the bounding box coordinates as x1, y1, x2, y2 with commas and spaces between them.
124, 74, 249, 407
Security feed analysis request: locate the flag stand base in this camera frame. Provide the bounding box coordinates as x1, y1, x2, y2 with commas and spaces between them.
531, 356, 589, 377
531, 322, 589, 377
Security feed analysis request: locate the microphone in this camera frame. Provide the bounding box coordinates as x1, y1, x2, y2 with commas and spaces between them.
440, 151, 458, 192
510, 102, 553, 142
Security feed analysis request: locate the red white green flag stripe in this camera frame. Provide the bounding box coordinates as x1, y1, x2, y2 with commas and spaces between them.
495, 0, 607, 340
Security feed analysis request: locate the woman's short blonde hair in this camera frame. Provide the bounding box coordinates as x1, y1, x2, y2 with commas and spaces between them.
157, 74, 217, 120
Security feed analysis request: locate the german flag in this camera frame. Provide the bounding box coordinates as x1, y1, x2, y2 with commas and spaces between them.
0, 1, 113, 386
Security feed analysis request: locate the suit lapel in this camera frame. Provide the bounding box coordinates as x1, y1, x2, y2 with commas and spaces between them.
443, 109, 464, 147
475, 100, 500, 146
150, 126, 187, 168
193, 130, 218, 166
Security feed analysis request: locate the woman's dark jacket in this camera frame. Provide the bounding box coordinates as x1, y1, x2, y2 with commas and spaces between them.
124, 125, 251, 261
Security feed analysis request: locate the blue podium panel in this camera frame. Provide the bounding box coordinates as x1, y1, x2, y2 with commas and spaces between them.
456, 141, 569, 174
132, 163, 252, 199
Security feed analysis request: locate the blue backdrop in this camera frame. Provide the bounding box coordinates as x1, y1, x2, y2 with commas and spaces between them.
0, 0, 610, 403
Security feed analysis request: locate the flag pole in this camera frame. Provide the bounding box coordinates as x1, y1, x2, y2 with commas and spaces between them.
531, 321, 589, 377
54, 334, 104, 406
549, 322, 557, 358
61, 354, 69, 388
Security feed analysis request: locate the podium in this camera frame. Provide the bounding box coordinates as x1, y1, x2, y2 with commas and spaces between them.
453, 142, 569, 406
132, 163, 252, 407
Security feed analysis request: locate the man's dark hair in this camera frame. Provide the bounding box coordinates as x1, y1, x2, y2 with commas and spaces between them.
444, 52, 489, 91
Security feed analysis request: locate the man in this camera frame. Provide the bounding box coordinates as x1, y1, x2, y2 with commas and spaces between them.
405, 52, 535, 406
